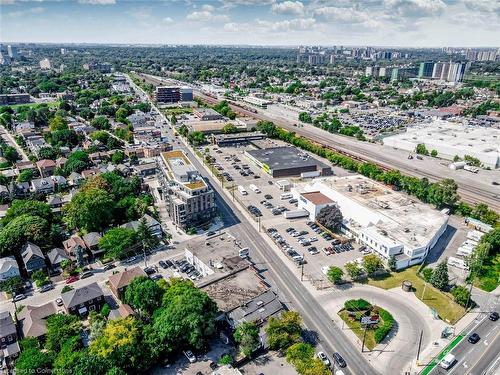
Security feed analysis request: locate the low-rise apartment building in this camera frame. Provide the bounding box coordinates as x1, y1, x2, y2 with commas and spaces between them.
158, 150, 216, 230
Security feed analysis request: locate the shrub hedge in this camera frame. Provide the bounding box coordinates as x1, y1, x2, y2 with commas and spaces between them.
374, 309, 394, 343
344, 299, 372, 311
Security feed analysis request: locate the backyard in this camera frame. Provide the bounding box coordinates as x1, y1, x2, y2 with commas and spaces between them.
367, 266, 466, 324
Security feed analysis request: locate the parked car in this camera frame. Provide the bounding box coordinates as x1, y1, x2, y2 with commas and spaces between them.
489, 312, 499, 321
150, 274, 163, 281
317, 352, 330, 366
206, 231, 216, 237
183, 350, 197, 363
103, 264, 116, 271
333, 352, 346, 368
265, 194, 273, 200
144, 266, 156, 275
39, 284, 54, 293
55, 298, 64, 306
159, 260, 168, 269
80, 271, 93, 279
66, 275, 79, 284
13, 294, 26, 302
468, 333, 480, 344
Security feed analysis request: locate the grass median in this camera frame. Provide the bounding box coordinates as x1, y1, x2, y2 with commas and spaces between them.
367, 266, 465, 324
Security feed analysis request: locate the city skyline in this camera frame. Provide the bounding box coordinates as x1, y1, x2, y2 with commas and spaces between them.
1, 0, 499, 47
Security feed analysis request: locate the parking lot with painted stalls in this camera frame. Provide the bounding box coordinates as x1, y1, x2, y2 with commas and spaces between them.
204, 140, 362, 282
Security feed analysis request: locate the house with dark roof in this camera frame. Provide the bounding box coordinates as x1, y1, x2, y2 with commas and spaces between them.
21, 242, 46, 274
61, 282, 105, 316
67, 172, 84, 186
62, 235, 88, 265
17, 302, 57, 339
108, 267, 147, 299
83, 232, 102, 256
31, 177, 55, 194
121, 214, 162, 239
0, 311, 20, 366
0, 256, 20, 281
47, 248, 69, 269
226, 290, 284, 329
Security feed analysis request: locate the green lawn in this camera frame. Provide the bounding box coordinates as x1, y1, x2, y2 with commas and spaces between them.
10, 101, 60, 109
338, 306, 391, 350
473, 254, 500, 292
367, 266, 465, 324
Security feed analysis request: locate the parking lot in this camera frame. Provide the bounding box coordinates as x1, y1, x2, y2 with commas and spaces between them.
204, 142, 362, 283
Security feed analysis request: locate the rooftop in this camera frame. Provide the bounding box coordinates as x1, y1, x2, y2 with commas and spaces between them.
246, 146, 329, 172
160, 150, 207, 190
300, 191, 334, 205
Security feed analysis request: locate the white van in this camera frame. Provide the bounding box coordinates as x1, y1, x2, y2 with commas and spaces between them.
249, 184, 261, 193
280, 193, 293, 200
238, 185, 248, 195
439, 353, 456, 369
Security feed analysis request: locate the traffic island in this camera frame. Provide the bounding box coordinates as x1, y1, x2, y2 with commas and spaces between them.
338, 298, 395, 351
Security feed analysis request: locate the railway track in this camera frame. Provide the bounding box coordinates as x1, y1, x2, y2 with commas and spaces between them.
138, 73, 500, 212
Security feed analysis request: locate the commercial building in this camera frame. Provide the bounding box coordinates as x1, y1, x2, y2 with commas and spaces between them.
212, 132, 266, 147
383, 120, 500, 168
39, 58, 51, 70
193, 108, 223, 121
155, 86, 192, 103
83, 62, 112, 73
0, 93, 31, 106
432, 61, 469, 82
391, 66, 418, 81
245, 146, 332, 178
418, 62, 434, 78
292, 175, 449, 269
158, 150, 216, 229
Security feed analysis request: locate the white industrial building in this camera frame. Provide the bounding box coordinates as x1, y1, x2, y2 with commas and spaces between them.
383, 120, 500, 169
292, 175, 449, 270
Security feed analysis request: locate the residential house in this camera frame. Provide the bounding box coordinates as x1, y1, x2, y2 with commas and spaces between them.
13, 182, 30, 198
55, 157, 67, 169
121, 214, 162, 239
51, 175, 67, 189
226, 290, 284, 329
67, 172, 83, 186
36, 159, 56, 177
82, 232, 102, 257
108, 267, 147, 299
47, 195, 63, 211
21, 242, 46, 274
47, 248, 69, 269
17, 302, 57, 339
0, 257, 20, 281
81, 169, 99, 179
31, 177, 55, 194
62, 235, 88, 265
0, 312, 20, 367
133, 162, 157, 178
61, 282, 105, 316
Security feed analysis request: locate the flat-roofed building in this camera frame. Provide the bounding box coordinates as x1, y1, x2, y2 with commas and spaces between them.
245, 146, 332, 178
158, 150, 216, 229
193, 108, 223, 121
155, 86, 181, 103
293, 175, 449, 269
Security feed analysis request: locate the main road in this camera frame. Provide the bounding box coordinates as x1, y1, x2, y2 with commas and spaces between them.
138, 73, 500, 212
126, 74, 380, 375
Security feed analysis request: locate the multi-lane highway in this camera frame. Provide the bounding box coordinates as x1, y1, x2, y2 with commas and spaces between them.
427, 312, 500, 375
138, 73, 500, 212
126, 74, 380, 375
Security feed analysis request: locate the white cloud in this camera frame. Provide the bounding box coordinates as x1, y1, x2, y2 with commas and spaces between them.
0, 0, 16, 5
463, 0, 500, 15
201, 4, 214, 12
315, 6, 370, 23
271, 1, 304, 15
223, 22, 248, 32
186, 5, 229, 22
384, 0, 446, 18
8, 6, 44, 17
163, 17, 174, 24
78, 0, 116, 4
257, 17, 315, 31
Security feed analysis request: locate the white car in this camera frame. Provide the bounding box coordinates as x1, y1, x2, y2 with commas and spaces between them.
183, 350, 196, 363
317, 351, 330, 366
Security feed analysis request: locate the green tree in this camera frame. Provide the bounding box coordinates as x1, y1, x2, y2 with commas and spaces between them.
99, 227, 138, 259
430, 261, 449, 291
344, 261, 363, 279
222, 123, 238, 134
0, 214, 49, 256
111, 151, 125, 164
327, 266, 344, 284
316, 205, 343, 232
431, 149, 438, 157
466, 242, 491, 278
17, 169, 34, 183
234, 321, 260, 357
53, 335, 85, 371
265, 311, 302, 350
427, 179, 459, 209
388, 255, 397, 271
2, 146, 20, 164
362, 254, 384, 275
64, 188, 114, 232
415, 143, 429, 155
152, 278, 218, 353
137, 217, 160, 253
91, 116, 111, 130
15, 338, 53, 374
49, 115, 69, 132
64, 150, 89, 174
421, 267, 434, 282
187, 131, 206, 146
125, 276, 164, 315
451, 285, 471, 307
3, 200, 52, 225
45, 313, 82, 352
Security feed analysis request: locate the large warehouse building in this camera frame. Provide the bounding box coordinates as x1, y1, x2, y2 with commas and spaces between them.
245, 146, 332, 178
383, 120, 500, 169
292, 175, 449, 270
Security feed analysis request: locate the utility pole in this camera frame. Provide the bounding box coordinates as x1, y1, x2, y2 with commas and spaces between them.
416, 330, 423, 366
361, 324, 368, 353
301, 260, 304, 281
465, 281, 474, 310
421, 281, 427, 300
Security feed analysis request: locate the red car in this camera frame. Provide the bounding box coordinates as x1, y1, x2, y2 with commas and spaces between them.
66, 275, 79, 284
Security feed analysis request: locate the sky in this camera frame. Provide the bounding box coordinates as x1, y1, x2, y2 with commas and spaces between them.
0, 0, 499, 47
